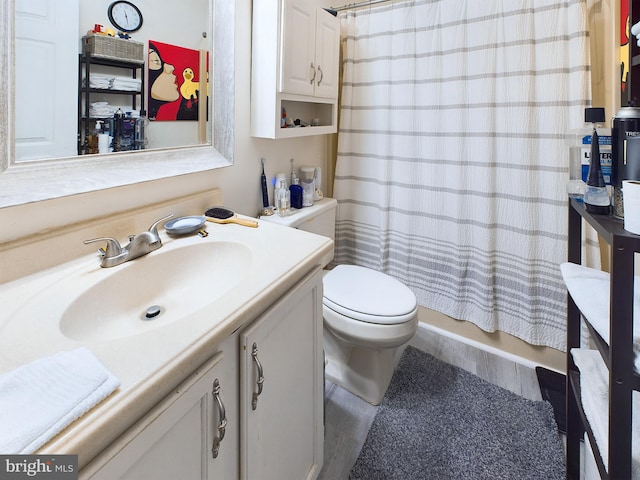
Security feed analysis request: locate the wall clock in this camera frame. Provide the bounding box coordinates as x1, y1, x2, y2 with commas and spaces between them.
107, 1, 143, 33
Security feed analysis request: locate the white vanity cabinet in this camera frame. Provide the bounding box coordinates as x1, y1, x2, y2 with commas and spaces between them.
251, 0, 340, 138
240, 267, 324, 480
80, 267, 324, 480
83, 350, 235, 480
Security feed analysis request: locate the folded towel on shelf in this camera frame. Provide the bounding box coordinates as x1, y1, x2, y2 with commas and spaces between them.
87, 74, 141, 91
560, 262, 640, 370
571, 348, 640, 477
632, 21, 640, 47
89, 101, 114, 118
0, 348, 120, 454
87, 74, 112, 89
111, 78, 141, 91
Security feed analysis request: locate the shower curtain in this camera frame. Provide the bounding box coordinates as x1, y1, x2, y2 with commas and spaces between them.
333, 0, 591, 350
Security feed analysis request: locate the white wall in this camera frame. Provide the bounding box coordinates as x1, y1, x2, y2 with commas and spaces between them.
0, 0, 333, 258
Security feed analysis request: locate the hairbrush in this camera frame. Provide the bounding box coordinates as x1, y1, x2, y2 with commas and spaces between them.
205, 207, 259, 228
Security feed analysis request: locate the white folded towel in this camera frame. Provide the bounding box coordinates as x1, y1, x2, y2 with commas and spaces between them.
0, 348, 120, 454
560, 262, 640, 370
571, 348, 640, 477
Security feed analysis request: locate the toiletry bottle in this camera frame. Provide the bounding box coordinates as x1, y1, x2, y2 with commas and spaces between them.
134, 110, 148, 150
113, 108, 124, 151
313, 167, 323, 200
290, 173, 303, 209
566, 146, 585, 202
583, 108, 610, 214
275, 179, 291, 216
290, 158, 296, 186
102, 120, 113, 153
88, 120, 102, 154
302, 179, 314, 207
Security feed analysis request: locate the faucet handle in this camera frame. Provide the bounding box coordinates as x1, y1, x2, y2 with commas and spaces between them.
84, 237, 123, 257
148, 213, 174, 237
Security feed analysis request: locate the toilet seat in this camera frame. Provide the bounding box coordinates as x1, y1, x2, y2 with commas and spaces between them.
323, 265, 417, 325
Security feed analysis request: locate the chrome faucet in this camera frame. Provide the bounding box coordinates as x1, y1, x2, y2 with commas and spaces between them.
84, 214, 173, 268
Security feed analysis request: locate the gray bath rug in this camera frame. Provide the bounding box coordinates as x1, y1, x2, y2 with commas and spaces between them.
349, 346, 565, 480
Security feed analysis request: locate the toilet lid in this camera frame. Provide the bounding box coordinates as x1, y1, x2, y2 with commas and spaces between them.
323, 265, 417, 324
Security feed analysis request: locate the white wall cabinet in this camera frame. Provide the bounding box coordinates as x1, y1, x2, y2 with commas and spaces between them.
81, 268, 323, 480
251, 0, 340, 138
280, 0, 340, 99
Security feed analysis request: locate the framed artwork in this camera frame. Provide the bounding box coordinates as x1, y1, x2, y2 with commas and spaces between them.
147, 40, 208, 121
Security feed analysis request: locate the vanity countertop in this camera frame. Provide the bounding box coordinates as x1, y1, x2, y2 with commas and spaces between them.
0, 217, 333, 466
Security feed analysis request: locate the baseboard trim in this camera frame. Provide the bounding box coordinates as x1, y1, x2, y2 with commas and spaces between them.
412, 321, 565, 374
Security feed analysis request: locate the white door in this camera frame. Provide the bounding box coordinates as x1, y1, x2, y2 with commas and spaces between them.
15, 0, 79, 161
313, 9, 340, 99
280, 0, 316, 96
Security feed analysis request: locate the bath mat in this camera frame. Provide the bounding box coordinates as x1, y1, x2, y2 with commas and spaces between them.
349, 346, 565, 480
535, 366, 566, 433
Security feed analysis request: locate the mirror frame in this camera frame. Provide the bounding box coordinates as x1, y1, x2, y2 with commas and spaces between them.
0, 0, 234, 208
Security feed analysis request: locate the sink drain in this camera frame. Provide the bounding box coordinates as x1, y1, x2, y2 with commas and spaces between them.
142, 305, 164, 320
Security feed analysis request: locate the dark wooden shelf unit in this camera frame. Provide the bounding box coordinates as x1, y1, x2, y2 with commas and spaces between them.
77, 54, 144, 155
566, 199, 639, 479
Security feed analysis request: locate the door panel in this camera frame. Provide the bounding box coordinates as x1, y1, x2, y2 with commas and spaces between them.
15, 0, 78, 161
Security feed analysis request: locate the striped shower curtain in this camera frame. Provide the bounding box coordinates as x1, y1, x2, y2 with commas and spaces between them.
333, 0, 591, 350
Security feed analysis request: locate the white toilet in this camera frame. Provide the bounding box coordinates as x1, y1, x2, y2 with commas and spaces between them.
261, 198, 418, 405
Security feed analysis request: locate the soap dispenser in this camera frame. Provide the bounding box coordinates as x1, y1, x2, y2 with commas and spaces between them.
583, 107, 610, 215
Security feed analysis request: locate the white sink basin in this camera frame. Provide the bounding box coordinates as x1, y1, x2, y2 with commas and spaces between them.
59, 241, 252, 342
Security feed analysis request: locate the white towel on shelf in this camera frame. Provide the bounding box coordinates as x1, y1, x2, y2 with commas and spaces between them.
111, 77, 141, 91
560, 262, 640, 370
87, 74, 113, 89
0, 348, 120, 454
632, 22, 640, 47
88, 75, 141, 91
571, 348, 640, 477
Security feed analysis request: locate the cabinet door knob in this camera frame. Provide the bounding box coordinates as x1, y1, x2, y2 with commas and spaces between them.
317, 65, 324, 87
251, 342, 265, 410
309, 62, 316, 85
211, 379, 227, 459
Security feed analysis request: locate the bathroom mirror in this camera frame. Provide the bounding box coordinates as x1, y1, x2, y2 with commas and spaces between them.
0, 0, 234, 208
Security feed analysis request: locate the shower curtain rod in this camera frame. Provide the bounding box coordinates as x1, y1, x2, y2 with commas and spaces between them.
330, 0, 392, 12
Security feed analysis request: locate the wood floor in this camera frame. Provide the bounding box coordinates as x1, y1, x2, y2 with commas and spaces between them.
317, 324, 547, 480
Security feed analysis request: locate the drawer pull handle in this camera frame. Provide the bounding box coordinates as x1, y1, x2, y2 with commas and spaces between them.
252, 342, 265, 410
309, 62, 316, 85
317, 65, 324, 87
211, 379, 227, 459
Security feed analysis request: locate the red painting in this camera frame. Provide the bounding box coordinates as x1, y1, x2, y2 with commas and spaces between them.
147, 41, 207, 121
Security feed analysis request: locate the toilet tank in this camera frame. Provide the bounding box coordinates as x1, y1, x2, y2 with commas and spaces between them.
260, 197, 337, 240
